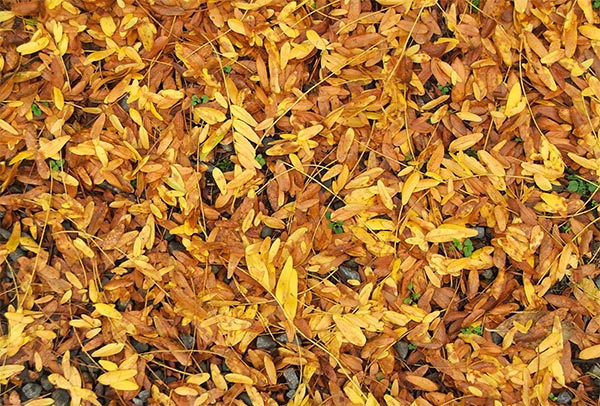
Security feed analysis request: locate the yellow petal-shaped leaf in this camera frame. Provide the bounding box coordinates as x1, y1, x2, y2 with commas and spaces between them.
425, 224, 479, 243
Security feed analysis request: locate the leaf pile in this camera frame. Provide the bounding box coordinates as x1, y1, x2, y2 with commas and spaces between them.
1, 0, 600, 405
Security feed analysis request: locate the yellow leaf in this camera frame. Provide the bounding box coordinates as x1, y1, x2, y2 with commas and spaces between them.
227, 18, 247, 36
505, 81, 524, 117
87, 48, 116, 63
425, 224, 479, 243
224, 373, 254, 384
94, 303, 122, 320
97, 369, 137, 386
73, 237, 95, 258
275, 256, 298, 320
402, 170, 420, 206
40, 135, 70, 159
0, 11, 15, 23
53, 86, 64, 111
579, 344, 600, 360
456, 111, 482, 122
100, 16, 117, 37
109, 379, 139, 391
377, 179, 395, 210
449, 133, 483, 153
579, 25, 600, 40
306, 29, 328, 50
230, 105, 258, 126
0, 365, 25, 385
333, 314, 366, 346
187, 373, 210, 385
23, 399, 55, 406
406, 375, 439, 391
16, 37, 49, 55
137, 22, 156, 51
194, 106, 227, 124
212, 167, 227, 194
0, 118, 19, 135
6, 222, 20, 253
91, 342, 125, 358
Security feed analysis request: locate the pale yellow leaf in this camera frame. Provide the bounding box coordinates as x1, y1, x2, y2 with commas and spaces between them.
425, 224, 479, 243
275, 256, 298, 320
40, 135, 70, 159
579, 344, 600, 360
94, 303, 122, 320
100, 16, 116, 37
87, 49, 116, 63
224, 373, 254, 384
0, 365, 25, 385
53, 86, 64, 111
505, 81, 524, 117
97, 369, 137, 386
0, 118, 19, 135
16, 37, 49, 55
333, 314, 366, 346
579, 25, 600, 40
91, 342, 125, 358
402, 171, 420, 206
194, 106, 227, 124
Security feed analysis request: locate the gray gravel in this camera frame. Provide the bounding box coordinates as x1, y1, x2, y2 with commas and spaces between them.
22, 382, 42, 399
51, 389, 71, 406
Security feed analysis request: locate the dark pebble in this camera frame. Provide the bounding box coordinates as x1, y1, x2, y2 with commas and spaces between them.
131, 337, 150, 353
180, 334, 195, 350
491, 332, 503, 345
260, 226, 273, 238
283, 368, 299, 390
256, 335, 277, 351
276, 333, 302, 346
595, 275, 600, 290
338, 265, 361, 284
52, 389, 71, 406
41, 375, 53, 391
474, 227, 486, 239
168, 240, 185, 253
22, 382, 42, 399
555, 391, 573, 404
481, 268, 495, 281
393, 341, 409, 359
238, 392, 252, 406
138, 389, 151, 402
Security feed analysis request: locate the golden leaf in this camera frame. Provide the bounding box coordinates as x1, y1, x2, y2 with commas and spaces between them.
402, 171, 420, 206
224, 373, 254, 384
333, 314, 366, 346
194, 106, 227, 124
40, 135, 70, 159
275, 256, 298, 320
425, 224, 479, 243
16, 37, 49, 55
91, 343, 125, 358
94, 303, 122, 320
579, 344, 600, 360
100, 16, 116, 37
505, 81, 525, 117
579, 25, 600, 40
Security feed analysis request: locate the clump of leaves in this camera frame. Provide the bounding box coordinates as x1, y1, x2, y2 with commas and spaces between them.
31, 102, 43, 117
593, 0, 600, 9
567, 175, 598, 196
461, 324, 483, 335
255, 154, 266, 167
49, 158, 65, 171
216, 158, 234, 172
452, 238, 474, 257
191, 94, 209, 106
437, 83, 452, 95
403, 282, 421, 305
325, 211, 344, 234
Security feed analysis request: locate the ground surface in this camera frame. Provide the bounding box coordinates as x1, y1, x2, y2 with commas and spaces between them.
1, 0, 600, 405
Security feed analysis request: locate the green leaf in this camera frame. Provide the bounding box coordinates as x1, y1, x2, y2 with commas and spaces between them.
223, 65, 232, 74
463, 238, 474, 257
567, 180, 580, 194
255, 154, 266, 167
31, 103, 43, 117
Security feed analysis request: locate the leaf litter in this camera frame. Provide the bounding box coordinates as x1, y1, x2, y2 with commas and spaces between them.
1, 0, 600, 405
